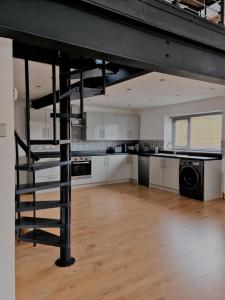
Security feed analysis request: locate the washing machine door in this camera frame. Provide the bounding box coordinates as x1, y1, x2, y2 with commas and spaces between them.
180, 166, 199, 190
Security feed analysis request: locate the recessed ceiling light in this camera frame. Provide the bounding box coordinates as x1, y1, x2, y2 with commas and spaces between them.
149, 99, 154, 102
175, 94, 180, 97
35, 85, 42, 88
159, 79, 165, 82
126, 88, 132, 91
210, 87, 215, 90
127, 104, 131, 106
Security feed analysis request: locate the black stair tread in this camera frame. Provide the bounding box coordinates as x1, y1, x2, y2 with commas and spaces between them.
50, 113, 82, 119
16, 217, 62, 228
15, 181, 70, 195
30, 140, 70, 145
16, 160, 70, 171
19, 229, 61, 247
16, 200, 68, 212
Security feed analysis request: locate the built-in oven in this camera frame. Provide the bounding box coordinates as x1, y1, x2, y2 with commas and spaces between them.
71, 156, 92, 179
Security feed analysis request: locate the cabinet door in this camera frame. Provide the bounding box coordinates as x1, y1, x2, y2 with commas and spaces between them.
107, 155, 123, 181
35, 158, 60, 183
149, 157, 164, 186
131, 155, 138, 181
117, 115, 129, 140
102, 113, 117, 140
91, 156, 107, 183
30, 121, 46, 140
45, 109, 60, 140
163, 158, 180, 190
86, 112, 102, 140
129, 116, 140, 140
121, 155, 131, 180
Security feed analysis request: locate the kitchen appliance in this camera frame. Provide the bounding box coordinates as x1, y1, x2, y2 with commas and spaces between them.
115, 144, 123, 153
127, 145, 135, 152
71, 156, 91, 179
138, 155, 149, 186
179, 159, 204, 200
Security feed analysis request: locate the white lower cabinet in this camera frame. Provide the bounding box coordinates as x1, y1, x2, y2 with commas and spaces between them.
91, 156, 107, 183
163, 158, 180, 190
91, 154, 133, 184
34, 158, 60, 183
150, 157, 180, 191
131, 155, 138, 182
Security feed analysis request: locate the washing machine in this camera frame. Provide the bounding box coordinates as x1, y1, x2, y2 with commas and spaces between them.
179, 159, 204, 200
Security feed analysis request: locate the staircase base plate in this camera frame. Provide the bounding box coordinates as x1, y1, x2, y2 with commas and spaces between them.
55, 257, 75, 267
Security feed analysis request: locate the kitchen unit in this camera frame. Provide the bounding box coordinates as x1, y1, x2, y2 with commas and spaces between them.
150, 156, 180, 191
86, 112, 140, 141
34, 154, 138, 188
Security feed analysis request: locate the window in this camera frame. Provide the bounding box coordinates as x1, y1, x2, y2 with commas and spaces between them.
172, 112, 222, 152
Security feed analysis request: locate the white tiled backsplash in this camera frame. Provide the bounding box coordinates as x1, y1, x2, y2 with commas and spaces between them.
31, 140, 136, 152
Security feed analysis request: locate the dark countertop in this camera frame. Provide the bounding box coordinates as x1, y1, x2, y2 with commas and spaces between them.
34, 151, 222, 161
34, 151, 137, 158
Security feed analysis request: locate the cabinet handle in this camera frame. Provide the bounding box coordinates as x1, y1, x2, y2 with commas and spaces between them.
161, 159, 163, 168
164, 160, 166, 169
43, 128, 45, 138
100, 130, 102, 138
103, 129, 105, 139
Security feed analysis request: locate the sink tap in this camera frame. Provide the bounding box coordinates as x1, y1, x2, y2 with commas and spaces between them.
166, 141, 176, 155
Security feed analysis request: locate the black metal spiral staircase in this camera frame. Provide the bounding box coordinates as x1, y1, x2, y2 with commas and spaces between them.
15, 52, 107, 266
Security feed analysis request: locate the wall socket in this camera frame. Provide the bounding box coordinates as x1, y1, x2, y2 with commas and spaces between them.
0, 123, 6, 137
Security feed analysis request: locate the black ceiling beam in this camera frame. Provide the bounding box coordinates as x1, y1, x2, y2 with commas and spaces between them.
32, 65, 147, 109
1, 0, 225, 83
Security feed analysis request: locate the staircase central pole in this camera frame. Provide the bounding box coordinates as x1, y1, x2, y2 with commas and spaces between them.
55, 52, 75, 267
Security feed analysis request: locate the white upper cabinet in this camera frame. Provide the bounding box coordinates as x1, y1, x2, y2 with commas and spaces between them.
86, 112, 102, 140
86, 113, 140, 141
129, 116, 140, 140
117, 114, 130, 140
102, 113, 117, 140
30, 108, 60, 140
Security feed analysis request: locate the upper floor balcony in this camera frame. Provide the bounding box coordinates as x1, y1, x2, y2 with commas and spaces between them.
164, 0, 224, 25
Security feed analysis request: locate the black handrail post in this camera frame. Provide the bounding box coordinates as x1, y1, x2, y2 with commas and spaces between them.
55, 52, 75, 267
15, 135, 21, 239
221, 0, 224, 25
172, 0, 178, 5
102, 60, 106, 95
52, 63, 57, 144
25, 54, 31, 169
79, 56, 84, 118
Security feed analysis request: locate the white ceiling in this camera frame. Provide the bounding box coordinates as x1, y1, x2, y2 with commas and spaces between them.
13, 58, 225, 110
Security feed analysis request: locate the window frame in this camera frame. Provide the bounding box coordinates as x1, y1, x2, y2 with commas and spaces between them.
171, 111, 222, 152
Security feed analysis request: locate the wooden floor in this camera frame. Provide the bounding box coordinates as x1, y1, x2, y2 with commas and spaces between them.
16, 183, 225, 300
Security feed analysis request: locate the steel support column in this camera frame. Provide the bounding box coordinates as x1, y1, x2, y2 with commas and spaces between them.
55, 52, 75, 267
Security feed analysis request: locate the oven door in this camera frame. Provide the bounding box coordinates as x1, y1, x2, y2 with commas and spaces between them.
71, 161, 91, 179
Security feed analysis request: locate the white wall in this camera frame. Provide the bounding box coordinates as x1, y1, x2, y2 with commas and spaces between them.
138, 96, 225, 194
0, 38, 15, 300
139, 96, 225, 140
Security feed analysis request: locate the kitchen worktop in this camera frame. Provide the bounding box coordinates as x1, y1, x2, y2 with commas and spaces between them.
34, 150, 222, 161
34, 151, 137, 158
